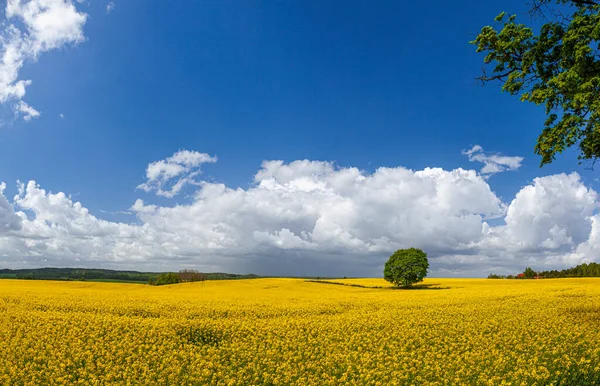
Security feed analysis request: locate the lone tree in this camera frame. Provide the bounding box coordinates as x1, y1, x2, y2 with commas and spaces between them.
472, 0, 600, 166
384, 248, 429, 287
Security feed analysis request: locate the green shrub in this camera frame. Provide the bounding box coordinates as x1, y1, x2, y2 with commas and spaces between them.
150, 272, 181, 286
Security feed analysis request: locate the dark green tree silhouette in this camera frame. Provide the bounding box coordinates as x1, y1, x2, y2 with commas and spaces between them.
384, 248, 429, 287
524, 267, 536, 279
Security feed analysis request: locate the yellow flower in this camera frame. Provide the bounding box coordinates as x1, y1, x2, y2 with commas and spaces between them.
0, 277, 599, 385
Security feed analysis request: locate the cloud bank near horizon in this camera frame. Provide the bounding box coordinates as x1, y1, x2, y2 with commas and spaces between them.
1, 149, 599, 277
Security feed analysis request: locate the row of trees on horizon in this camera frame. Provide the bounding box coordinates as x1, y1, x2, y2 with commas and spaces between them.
0, 267, 259, 283
488, 263, 600, 279
148, 270, 206, 286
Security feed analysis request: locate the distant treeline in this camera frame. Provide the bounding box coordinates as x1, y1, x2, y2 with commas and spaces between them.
537, 262, 600, 278
488, 262, 600, 279
0, 267, 259, 284
149, 270, 207, 286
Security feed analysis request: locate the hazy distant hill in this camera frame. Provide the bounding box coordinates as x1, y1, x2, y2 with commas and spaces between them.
0, 268, 259, 283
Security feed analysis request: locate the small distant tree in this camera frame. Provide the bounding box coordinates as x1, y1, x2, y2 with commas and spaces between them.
150, 272, 181, 286
384, 248, 429, 287
178, 269, 206, 283
524, 267, 536, 279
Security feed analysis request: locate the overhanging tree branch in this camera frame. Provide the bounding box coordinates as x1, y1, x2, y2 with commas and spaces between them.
472, 1, 600, 166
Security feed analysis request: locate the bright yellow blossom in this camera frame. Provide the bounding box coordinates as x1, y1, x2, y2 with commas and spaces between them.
0, 278, 599, 385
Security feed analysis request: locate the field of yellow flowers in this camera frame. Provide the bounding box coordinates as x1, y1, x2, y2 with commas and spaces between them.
1, 277, 599, 385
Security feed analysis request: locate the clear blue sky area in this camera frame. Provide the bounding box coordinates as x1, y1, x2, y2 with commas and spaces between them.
1, 0, 591, 219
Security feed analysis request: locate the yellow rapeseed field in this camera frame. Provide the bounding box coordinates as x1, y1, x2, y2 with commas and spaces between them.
1, 278, 599, 385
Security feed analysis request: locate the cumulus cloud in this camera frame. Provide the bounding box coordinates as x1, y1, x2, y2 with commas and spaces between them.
505, 173, 597, 250
0, 182, 22, 233
137, 150, 218, 197
106, 1, 115, 13
0, 153, 599, 276
132, 161, 505, 261
462, 145, 524, 177
479, 173, 597, 270
0, 0, 87, 121
571, 214, 600, 264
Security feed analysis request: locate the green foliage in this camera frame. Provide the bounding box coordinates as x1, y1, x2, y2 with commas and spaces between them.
178, 269, 206, 282
538, 262, 600, 278
493, 262, 600, 279
472, 1, 600, 166
524, 267, 537, 279
199, 272, 260, 280
383, 248, 429, 287
0, 268, 260, 284
0, 268, 156, 283
150, 272, 181, 286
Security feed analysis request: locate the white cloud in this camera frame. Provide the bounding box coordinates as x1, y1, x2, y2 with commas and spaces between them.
15, 101, 40, 120
462, 145, 524, 177
571, 214, 600, 264
505, 173, 597, 249
106, 1, 115, 13
0, 182, 22, 233
479, 173, 597, 262
1, 153, 599, 276
0, 0, 87, 121
137, 150, 218, 197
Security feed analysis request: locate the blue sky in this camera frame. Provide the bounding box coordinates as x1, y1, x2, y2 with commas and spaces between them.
0, 0, 598, 276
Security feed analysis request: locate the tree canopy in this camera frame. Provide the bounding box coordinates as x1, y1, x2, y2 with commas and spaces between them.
383, 248, 429, 287
524, 267, 537, 279
472, 0, 600, 166
537, 261, 600, 277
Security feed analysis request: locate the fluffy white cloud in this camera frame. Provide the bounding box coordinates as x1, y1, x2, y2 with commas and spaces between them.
463, 145, 524, 177
137, 150, 218, 197
505, 173, 597, 250
0, 0, 87, 120
132, 161, 504, 261
1, 152, 599, 276
0, 182, 22, 233
571, 214, 600, 264
478, 173, 598, 271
